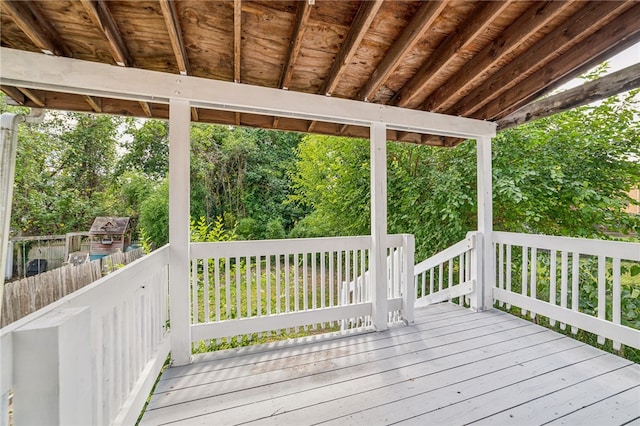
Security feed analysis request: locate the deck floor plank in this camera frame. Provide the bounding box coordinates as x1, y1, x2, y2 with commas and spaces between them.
474, 366, 640, 425
140, 303, 640, 426
147, 313, 522, 410
544, 385, 640, 425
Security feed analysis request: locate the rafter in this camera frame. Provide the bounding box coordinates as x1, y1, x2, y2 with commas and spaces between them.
17, 87, 44, 107
84, 95, 102, 112
139, 101, 152, 117
80, 0, 132, 67
305, 0, 383, 133
191, 107, 199, 122
321, 0, 382, 97
273, 0, 313, 127
498, 63, 640, 130
421, 1, 573, 113
356, 1, 447, 102
0, 86, 26, 105
481, 3, 640, 121
234, 0, 242, 83
1, 0, 71, 57
278, 1, 312, 90
447, 1, 629, 118
391, 1, 512, 109
159, 0, 190, 76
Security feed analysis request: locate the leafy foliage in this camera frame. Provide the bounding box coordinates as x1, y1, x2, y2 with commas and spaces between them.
116, 119, 169, 181
493, 89, 640, 237
138, 179, 169, 248
190, 216, 236, 243
290, 91, 640, 260
6, 105, 124, 235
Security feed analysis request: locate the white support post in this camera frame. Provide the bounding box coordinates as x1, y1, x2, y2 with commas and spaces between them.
473, 135, 494, 311
168, 98, 192, 366
402, 234, 415, 324
370, 123, 388, 331
13, 307, 93, 425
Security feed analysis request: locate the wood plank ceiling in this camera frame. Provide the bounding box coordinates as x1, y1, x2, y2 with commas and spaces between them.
1, 0, 639, 145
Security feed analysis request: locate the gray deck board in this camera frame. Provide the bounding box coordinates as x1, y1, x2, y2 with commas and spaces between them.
140, 303, 640, 426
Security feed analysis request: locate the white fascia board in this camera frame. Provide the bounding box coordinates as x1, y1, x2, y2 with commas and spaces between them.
0, 47, 496, 138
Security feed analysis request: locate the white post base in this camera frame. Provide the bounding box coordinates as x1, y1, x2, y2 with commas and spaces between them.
13, 307, 93, 426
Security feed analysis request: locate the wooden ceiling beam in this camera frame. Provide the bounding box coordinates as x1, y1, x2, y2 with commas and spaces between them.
2, 0, 71, 57
278, 1, 312, 90
17, 87, 45, 107
234, 0, 242, 83
356, 1, 447, 102
0, 86, 26, 105
307, 0, 383, 133
498, 62, 640, 130
321, 0, 383, 97
84, 95, 102, 113
422, 1, 573, 113
391, 1, 512, 109
80, 0, 132, 67
273, 0, 313, 128
420, 135, 447, 147
447, 1, 630, 118
159, 0, 190, 76
139, 101, 152, 117
476, 2, 640, 122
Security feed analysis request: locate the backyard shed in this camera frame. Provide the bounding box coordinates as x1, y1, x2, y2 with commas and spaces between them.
88, 216, 131, 259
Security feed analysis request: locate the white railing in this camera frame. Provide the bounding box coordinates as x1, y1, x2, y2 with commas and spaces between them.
414, 232, 477, 307
339, 234, 414, 328
493, 232, 640, 350
188, 235, 414, 345
1, 246, 170, 426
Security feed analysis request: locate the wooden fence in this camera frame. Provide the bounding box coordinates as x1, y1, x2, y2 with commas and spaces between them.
1, 249, 144, 327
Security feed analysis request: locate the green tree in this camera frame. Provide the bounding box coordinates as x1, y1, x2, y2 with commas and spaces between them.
116, 119, 169, 181
493, 90, 640, 237
138, 179, 169, 248
5, 102, 124, 235
290, 90, 640, 259
289, 135, 370, 237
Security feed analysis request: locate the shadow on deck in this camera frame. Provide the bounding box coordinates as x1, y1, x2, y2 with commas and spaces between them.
141, 303, 640, 425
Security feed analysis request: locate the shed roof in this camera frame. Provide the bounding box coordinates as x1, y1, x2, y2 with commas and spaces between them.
89, 217, 131, 235
1, 1, 638, 145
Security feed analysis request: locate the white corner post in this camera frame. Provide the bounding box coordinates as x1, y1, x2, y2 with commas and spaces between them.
370, 123, 388, 331
168, 98, 192, 365
13, 307, 93, 425
472, 135, 494, 311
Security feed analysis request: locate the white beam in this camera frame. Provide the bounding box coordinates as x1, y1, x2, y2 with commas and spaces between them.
370, 123, 388, 330
168, 98, 191, 366
0, 48, 496, 139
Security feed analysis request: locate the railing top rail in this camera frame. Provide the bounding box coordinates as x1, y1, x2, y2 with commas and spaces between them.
414, 232, 476, 275
493, 231, 639, 261
0, 244, 170, 336
190, 234, 411, 259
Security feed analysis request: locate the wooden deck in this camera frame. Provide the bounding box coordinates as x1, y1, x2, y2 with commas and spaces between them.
140, 303, 640, 426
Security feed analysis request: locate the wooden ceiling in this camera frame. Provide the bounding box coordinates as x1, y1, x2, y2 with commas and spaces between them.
1, 0, 639, 145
